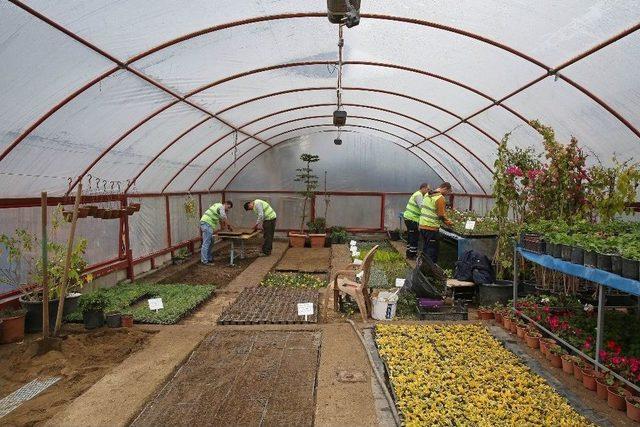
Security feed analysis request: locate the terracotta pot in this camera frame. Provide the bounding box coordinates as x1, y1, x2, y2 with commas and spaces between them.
608, 387, 628, 411
561, 356, 574, 374
121, 314, 134, 328
525, 334, 540, 349
478, 310, 494, 320
288, 232, 306, 248
582, 369, 597, 391
596, 378, 609, 400
509, 320, 517, 334
309, 233, 326, 248
549, 353, 563, 368
503, 316, 511, 330
573, 363, 584, 382
494, 312, 503, 324
627, 397, 640, 422
0, 313, 25, 344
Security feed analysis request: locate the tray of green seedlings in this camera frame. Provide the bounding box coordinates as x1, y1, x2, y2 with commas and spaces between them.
357, 243, 411, 289
444, 209, 500, 237
260, 272, 327, 289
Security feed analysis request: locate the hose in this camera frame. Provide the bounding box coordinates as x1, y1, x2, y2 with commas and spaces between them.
346, 319, 402, 427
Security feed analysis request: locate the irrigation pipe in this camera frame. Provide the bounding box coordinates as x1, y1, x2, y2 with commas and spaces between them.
346, 319, 402, 427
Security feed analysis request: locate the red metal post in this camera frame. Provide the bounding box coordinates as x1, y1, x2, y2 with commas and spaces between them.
165, 195, 172, 255
121, 197, 135, 281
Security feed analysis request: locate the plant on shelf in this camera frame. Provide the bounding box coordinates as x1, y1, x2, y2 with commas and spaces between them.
585, 157, 640, 223
294, 153, 320, 233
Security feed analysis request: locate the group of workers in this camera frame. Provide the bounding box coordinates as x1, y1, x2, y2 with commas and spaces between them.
199, 199, 276, 265
198, 181, 452, 266
403, 181, 452, 262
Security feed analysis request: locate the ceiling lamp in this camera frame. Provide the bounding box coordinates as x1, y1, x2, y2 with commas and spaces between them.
327, 0, 361, 28
334, 138, 343, 145
333, 110, 347, 127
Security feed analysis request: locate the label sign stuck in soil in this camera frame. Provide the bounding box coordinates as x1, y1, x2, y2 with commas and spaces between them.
297, 302, 314, 321
395, 278, 405, 288
465, 220, 476, 230
148, 298, 164, 311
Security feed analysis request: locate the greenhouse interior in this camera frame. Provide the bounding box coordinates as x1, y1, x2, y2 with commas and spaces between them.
1, 1, 640, 426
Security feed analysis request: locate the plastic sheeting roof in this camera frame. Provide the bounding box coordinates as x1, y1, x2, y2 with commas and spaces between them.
1, 1, 639, 197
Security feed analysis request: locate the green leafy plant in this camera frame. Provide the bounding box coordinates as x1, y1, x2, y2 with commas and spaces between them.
307, 217, 326, 234
395, 292, 418, 318
294, 153, 320, 232
329, 226, 348, 244
173, 248, 191, 260
260, 273, 326, 289
183, 196, 198, 220
78, 292, 109, 313
585, 158, 640, 222
0, 308, 26, 319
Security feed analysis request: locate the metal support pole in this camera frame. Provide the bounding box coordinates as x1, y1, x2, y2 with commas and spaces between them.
595, 285, 605, 370
40, 192, 49, 337
512, 244, 519, 308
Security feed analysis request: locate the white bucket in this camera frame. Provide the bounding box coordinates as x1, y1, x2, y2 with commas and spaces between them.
371, 291, 398, 321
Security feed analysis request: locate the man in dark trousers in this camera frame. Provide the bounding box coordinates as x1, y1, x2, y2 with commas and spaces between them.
403, 183, 430, 259
200, 201, 233, 265
244, 199, 277, 256
419, 182, 453, 263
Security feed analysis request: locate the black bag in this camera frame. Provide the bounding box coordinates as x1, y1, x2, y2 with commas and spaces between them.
402, 253, 446, 299
454, 250, 495, 285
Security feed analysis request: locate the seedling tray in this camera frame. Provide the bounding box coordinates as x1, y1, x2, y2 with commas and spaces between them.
418, 305, 468, 321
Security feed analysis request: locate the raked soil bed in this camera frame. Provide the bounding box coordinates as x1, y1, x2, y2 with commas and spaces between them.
132, 330, 321, 427
0, 326, 155, 426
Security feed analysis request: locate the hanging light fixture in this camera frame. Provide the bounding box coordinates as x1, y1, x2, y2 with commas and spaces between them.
327, 0, 361, 28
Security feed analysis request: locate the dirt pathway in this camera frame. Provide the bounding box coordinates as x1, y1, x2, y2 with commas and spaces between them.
45, 242, 288, 427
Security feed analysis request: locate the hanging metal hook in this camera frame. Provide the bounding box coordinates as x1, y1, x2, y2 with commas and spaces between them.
87, 174, 93, 190
102, 179, 107, 191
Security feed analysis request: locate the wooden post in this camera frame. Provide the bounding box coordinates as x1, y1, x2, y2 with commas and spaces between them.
41, 192, 49, 338
53, 183, 82, 336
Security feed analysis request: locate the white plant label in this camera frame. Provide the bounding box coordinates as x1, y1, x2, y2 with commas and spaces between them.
395, 278, 405, 288
349, 240, 357, 246
465, 220, 476, 230
297, 302, 314, 321
353, 259, 363, 265
148, 298, 164, 311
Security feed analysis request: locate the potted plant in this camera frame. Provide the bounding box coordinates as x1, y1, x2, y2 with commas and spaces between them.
307, 217, 327, 248
547, 345, 565, 368
581, 366, 598, 391
477, 306, 494, 320
78, 292, 107, 330
596, 372, 613, 401
608, 385, 629, 411
291, 153, 320, 247
1, 226, 90, 333
515, 320, 527, 338
561, 355, 575, 375
539, 337, 556, 357
525, 328, 541, 349
105, 311, 121, 328
573, 358, 586, 382
626, 396, 640, 422
619, 245, 640, 280
329, 226, 348, 244
121, 313, 134, 328
0, 309, 26, 344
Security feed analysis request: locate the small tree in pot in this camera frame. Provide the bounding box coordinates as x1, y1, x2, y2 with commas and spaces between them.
78, 292, 108, 330
290, 153, 320, 247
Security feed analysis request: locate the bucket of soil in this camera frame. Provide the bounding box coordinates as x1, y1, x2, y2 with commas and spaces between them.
106, 312, 122, 328
309, 234, 326, 248
608, 386, 629, 411
621, 258, 639, 280
583, 251, 597, 268
20, 293, 81, 333
288, 232, 306, 248
0, 309, 26, 344
627, 396, 640, 422
478, 280, 513, 306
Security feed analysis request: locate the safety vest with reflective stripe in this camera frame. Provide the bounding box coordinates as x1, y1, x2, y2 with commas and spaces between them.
403, 190, 423, 222
201, 203, 223, 228
419, 193, 443, 228
254, 199, 276, 220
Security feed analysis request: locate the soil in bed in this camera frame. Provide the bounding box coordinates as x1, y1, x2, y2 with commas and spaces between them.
275, 247, 331, 273
0, 326, 156, 426
132, 330, 321, 427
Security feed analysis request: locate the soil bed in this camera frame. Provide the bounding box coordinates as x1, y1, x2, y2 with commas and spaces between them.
218, 287, 320, 325
132, 330, 321, 427
0, 326, 155, 426
275, 247, 331, 273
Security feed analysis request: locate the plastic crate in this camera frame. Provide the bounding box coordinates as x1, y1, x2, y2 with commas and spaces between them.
418, 305, 468, 321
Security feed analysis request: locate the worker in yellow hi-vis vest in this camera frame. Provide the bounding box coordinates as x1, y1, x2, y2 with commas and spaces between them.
244, 199, 277, 257
402, 183, 430, 260
200, 201, 234, 265
419, 182, 453, 263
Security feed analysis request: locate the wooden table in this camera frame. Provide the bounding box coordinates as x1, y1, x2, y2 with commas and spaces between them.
446, 278, 476, 301
217, 230, 260, 266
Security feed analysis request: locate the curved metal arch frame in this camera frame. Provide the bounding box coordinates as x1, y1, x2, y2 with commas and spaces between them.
3, 2, 638, 196
211, 126, 472, 193
207, 122, 481, 194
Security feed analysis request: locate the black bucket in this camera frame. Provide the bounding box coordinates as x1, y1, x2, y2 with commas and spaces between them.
83, 310, 105, 330
19, 293, 81, 333
621, 258, 639, 280
596, 253, 612, 272
106, 313, 122, 328
479, 280, 513, 306
611, 255, 622, 276
570, 247, 584, 264
583, 251, 597, 268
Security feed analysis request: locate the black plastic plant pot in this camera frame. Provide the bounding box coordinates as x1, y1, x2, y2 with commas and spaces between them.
560, 244, 572, 261
106, 313, 122, 328
478, 280, 513, 306
552, 244, 563, 258
611, 255, 622, 276
583, 251, 597, 268
388, 231, 400, 241
596, 253, 612, 272
19, 293, 81, 333
545, 242, 555, 256
83, 310, 105, 330
570, 247, 584, 264
620, 258, 639, 280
